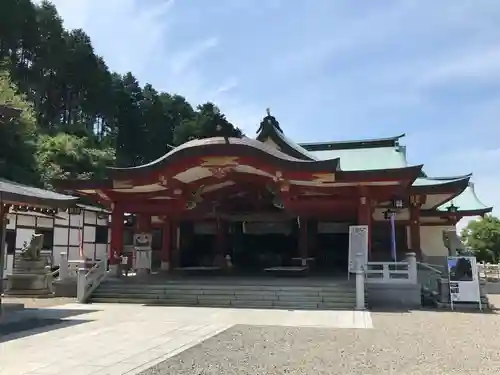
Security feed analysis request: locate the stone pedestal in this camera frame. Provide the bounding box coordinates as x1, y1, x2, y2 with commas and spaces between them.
161, 261, 170, 271
135, 249, 152, 275
109, 264, 120, 278
5, 259, 53, 296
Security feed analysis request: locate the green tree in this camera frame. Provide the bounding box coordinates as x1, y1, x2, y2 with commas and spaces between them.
0, 0, 245, 184
461, 215, 500, 262
0, 69, 40, 185
174, 102, 243, 145
36, 133, 115, 187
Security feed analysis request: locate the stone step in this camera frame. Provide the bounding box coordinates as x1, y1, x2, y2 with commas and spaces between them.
99, 283, 355, 291
92, 279, 358, 310
98, 287, 355, 299
95, 288, 357, 301
94, 289, 356, 300
102, 282, 355, 292
89, 296, 356, 310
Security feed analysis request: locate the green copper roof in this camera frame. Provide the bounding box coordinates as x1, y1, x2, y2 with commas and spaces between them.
438, 183, 492, 213
412, 175, 471, 187
300, 134, 405, 151
310, 145, 407, 170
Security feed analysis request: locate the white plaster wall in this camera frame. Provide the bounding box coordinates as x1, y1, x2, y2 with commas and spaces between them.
6, 209, 110, 266
420, 225, 454, 257
54, 227, 68, 246
84, 225, 96, 242
37, 217, 53, 228
55, 211, 70, 226
95, 244, 107, 260
97, 215, 108, 227
84, 210, 97, 225
16, 228, 35, 248
69, 213, 83, 227
83, 243, 95, 259
17, 215, 36, 227
6, 213, 15, 230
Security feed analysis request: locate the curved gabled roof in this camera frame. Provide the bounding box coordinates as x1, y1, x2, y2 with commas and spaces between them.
411, 175, 472, 192
299, 134, 406, 151
255, 116, 317, 161
438, 182, 493, 214
109, 137, 341, 176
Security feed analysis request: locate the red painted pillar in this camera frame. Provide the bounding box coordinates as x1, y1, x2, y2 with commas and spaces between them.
110, 205, 124, 264
161, 219, 171, 270
409, 204, 422, 259
357, 196, 372, 257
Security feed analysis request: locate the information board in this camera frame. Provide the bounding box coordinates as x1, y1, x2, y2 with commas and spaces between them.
447, 256, 481, 307
348, 225, 368, 274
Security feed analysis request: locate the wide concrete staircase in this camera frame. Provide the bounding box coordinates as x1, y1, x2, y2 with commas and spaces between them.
89, 277, 358, 310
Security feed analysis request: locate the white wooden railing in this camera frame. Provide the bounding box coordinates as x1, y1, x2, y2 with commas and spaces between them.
365, 253, 417, 284
478, 263, 500, 280
77, 257, 108, 303
58, 252, 91, 281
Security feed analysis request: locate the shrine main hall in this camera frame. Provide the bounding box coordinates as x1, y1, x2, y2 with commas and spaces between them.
57, 112, 491, 273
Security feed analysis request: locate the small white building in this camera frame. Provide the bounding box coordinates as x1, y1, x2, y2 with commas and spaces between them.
2, 204, 110, 278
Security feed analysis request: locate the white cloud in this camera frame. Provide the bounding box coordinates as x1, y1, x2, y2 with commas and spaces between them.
213, 78, 239, 95
169, 37, 219, 75
418, 47, 500, 87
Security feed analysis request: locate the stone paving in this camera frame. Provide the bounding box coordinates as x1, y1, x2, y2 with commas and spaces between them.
0, 303, 372, 375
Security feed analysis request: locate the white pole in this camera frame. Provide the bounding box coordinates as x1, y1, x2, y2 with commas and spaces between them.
355, 252, 365, 310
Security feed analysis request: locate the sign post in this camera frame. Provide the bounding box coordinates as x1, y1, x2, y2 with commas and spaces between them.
348, 225, 368, 280
447, 256, 482, 311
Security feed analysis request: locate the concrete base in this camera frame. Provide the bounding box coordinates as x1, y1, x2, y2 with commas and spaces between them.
109, 264, 120, 278
367, 283, 421, 308
5, 261, 53, 296
136, 268, 150, 277
161, 261, 170, 271
53, 279, 77, 297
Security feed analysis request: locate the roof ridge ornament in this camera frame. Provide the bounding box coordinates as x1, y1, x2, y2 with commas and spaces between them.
257, 107, 283, 134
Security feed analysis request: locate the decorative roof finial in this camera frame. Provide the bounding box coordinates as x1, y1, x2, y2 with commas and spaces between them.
256, 107, 283, 134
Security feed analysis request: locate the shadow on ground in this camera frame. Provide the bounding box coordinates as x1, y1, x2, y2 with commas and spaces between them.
0, 308, 96, 343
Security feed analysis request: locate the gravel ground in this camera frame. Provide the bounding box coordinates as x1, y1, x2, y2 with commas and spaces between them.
140, 310, 500, 375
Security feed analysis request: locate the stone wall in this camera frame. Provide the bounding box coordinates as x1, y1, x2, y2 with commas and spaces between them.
367, 283, 421, 308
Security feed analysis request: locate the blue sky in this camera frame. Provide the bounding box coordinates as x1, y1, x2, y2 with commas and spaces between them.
45, 0, 499, 228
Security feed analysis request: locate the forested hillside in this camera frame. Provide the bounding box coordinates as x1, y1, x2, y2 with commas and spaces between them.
0, 0, 243, 188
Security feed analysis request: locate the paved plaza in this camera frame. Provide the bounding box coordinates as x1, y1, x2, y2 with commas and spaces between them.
2, 300, 500, 374
0, 303, 372, 375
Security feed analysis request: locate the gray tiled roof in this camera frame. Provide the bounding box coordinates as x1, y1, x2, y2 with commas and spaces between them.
0, 178, 78, 207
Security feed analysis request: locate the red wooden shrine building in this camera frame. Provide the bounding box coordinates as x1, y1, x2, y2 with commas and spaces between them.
56, 111, 492, 272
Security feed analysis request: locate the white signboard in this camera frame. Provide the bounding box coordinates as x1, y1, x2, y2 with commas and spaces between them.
447, 256, 481, 306
348, 225, 368, 274
133, 233, 152, 270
